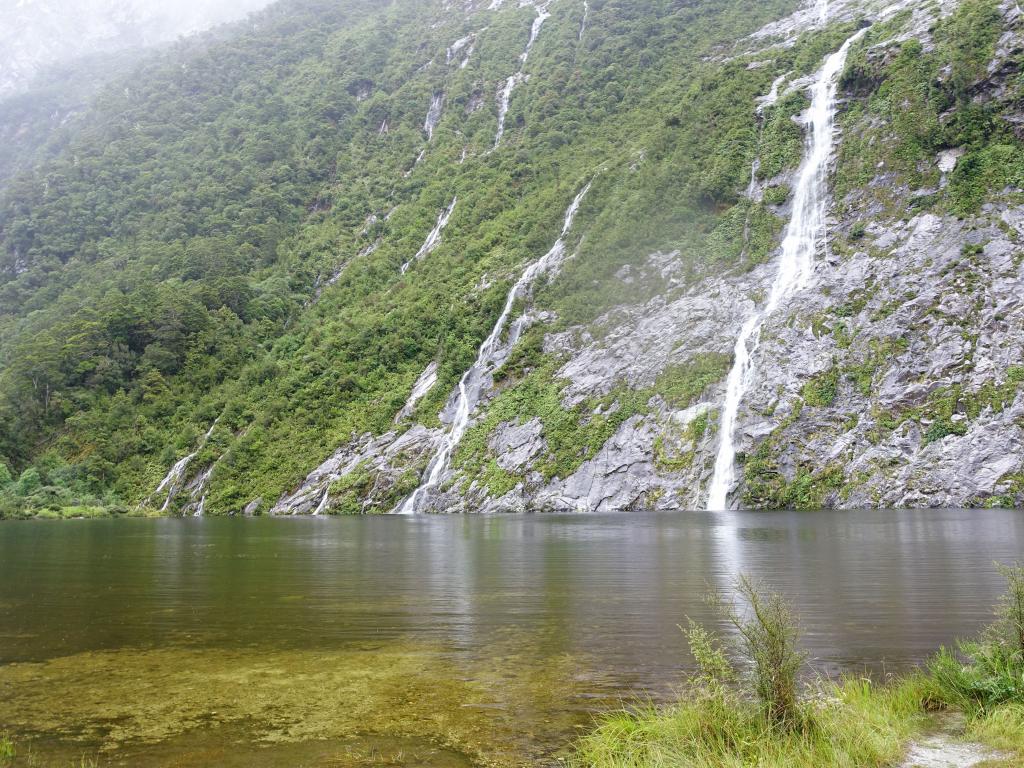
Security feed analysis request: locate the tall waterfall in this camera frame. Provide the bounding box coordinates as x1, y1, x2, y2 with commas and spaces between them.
395, 183, 591, 514
705, 27, 866, 511
494, 2, 551, 149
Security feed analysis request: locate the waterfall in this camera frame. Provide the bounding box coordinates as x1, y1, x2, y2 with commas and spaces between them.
396, 361, 440, 423
705, 27, 866, 511
395, 183, 591, 514
493, 2, 551, 149
815, 0, 829, 24
757, 73, 788, 116
149, 420, 218, 512
188, 465, 215, 517
424, 92, 444, 140
313, 488, 330, 516
447, 33, 476, 69
579, 0, 589, 40
401, 197, 457, 274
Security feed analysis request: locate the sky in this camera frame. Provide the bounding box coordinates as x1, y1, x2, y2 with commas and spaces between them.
0, 0, 276, 95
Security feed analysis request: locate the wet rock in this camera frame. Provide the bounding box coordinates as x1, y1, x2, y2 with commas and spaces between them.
490, 418, 545, 472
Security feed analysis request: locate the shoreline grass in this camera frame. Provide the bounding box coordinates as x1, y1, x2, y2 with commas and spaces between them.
571, 566, 1024, 768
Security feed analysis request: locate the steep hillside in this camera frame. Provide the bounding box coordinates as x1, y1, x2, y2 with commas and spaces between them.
1, 0, 1021, 516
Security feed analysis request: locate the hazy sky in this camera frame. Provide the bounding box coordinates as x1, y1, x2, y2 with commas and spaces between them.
0, 0, 276, 95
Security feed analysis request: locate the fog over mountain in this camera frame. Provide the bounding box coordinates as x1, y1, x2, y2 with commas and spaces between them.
0, 0, 274, 96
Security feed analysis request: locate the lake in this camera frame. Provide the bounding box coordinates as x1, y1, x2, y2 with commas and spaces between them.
0, 509, 1021, 766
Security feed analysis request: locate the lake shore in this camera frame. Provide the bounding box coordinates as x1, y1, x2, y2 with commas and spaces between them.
571, 674, 1023, 768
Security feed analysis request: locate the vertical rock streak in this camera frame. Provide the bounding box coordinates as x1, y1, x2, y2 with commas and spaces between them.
706, 24, 866, 510
396, 183, 591, 514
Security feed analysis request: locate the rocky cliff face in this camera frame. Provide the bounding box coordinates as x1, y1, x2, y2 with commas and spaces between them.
267, 0, 1024, 514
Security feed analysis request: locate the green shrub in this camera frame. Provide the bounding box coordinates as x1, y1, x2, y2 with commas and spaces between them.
801, 367, 839, 407
717, 574, 806, 728
762, 184, 791, 206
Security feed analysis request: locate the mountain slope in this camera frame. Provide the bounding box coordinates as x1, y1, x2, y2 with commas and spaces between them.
1, 0, 1021, 517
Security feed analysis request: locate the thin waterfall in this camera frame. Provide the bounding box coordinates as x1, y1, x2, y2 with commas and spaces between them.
401, 197, 457, 274
395, 183, 591, 514
494, 2, 551, 149
815, 0, 829, 24
447, 33, 477, 69
149, 420, 218, 512
424, 92, 444, 140
706, 27, 867, 511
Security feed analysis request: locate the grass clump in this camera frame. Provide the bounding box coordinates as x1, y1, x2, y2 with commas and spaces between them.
927, 563, 1024, 717
574, 565, 1024, 767
0, 733, 13, 763
572, 576, 920, 768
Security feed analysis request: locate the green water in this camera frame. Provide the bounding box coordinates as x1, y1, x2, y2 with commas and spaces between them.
0, 510, 1021, 766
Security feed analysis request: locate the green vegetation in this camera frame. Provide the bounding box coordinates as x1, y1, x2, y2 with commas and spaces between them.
656, 353, 732, 409
800, 366, 839, 408
0, 733, 12, 763
573, 565, 1024, 768
758, 91, 810, 180
928, 563, 1024, 715
0, 0, 813, 515
453, 360, 650, 492
836, 0, 1021, 216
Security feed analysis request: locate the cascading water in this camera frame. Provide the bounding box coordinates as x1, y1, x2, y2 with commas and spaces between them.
815, 0, 829, 24
424, 93, 444, 140
148, 420, 218, 512
401, 197, 457, 274
395, 361, 439, 423
579, 0, 589, 40
395, 183, 591, 514
493, 2, 551, 149
705, 24, 867, 511
447, 33, 476, 69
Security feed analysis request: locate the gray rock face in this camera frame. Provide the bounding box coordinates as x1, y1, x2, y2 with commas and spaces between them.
270, 425, 440, 515
490, 418, 546, 472
727, 204, 1024, 509
548, 252, 767, 406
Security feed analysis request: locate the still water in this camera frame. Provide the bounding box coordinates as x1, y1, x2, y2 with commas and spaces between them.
0, 509, 1021, 766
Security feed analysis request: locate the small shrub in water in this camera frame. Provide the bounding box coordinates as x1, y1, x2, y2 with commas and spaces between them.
707, 574, 806, 728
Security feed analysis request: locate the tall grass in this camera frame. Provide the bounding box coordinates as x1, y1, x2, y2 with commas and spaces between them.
0, 733, 13, 763
571, 676, 926, 768
926, 564, 1024, 717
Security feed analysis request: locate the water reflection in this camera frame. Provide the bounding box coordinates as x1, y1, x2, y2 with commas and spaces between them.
1, 509, 1021, 676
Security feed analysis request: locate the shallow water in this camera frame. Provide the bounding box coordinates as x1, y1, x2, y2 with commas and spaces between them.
0, 509, 1021, 766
